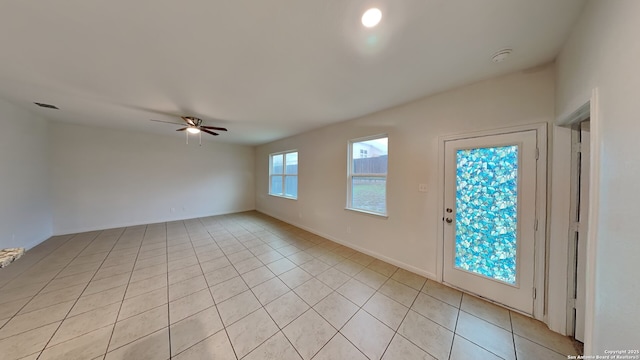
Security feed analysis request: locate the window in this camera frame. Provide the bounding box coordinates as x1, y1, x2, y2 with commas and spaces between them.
269, 150, 298, 199
348, 135, 388, 215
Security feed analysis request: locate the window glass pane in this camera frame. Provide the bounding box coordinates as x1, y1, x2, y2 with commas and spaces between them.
270, 175, 283, 195
352, 138, 388, 174
455, 145, 518, 284
351, 177, 386, 213
285, 152, 298, 175
271, 154, 283, 174
284, 175, 298, 198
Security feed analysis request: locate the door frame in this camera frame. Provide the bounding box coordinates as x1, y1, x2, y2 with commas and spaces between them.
566, 121, 583, 338
436, 122, 547, 320
560, 89, 600, 352
549, 87, 602, 354
567, 119, 590, 342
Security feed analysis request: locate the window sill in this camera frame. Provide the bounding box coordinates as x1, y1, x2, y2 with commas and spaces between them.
344, 207, 388, 219
268, 194, 298, 201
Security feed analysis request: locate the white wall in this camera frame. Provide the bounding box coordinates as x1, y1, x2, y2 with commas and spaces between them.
0, 98, 52, 249
556, 0, 640, 353
256, 66, 555, 280
51, 122, 255, 234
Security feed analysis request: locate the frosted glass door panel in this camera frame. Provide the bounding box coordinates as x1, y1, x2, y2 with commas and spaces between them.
455, 146, 519, 285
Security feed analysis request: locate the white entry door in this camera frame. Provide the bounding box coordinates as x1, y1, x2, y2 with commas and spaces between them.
443, 130, 539, 315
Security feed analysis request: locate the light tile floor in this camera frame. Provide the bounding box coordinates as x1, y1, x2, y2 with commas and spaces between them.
0, 211, 582, 360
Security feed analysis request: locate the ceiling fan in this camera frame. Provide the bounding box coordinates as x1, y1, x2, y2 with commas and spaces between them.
151, 116, 227, 136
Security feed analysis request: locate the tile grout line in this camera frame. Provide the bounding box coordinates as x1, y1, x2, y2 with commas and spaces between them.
100, 224, 149, 360
321, 255, 426, 357
379, 279, 459, 360
200, 217, 326, 359
35, 229, 123, 359
165, 220, 173, 359
261, 216, 530, 356
255, 214, 390, 358
0, 232, 90, 330
511, 310, 518, 360
508, 310, 577, 358
215, 218, 295, 360
246, 244, 386, 359
307, 271, 396, 360
230, 218, 314, 360
237, 229, 389, 358
2, 213, 572, 360
97, 226, 173, 353
0, 234, 78, 293
441, 293, 517, 360
0, 231, 104, 349
132, 217, 262, 357
377, 269, 426, 360
192, 217, 241, 360
446, 291, 463, 360
214, 218, 273, 358
198, 218, 422, 360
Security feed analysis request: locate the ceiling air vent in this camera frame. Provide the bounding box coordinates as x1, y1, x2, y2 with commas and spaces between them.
34, 102, 59, 109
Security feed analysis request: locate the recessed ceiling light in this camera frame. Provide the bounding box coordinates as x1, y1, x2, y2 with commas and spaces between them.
491, 48, 513, 63
362, 8, 382, 28
34, 102, 59, 109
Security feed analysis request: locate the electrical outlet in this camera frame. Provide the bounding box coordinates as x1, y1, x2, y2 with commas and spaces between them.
170, 207, 175, 213
347, 226, 351, 234
418, 183, 428, 192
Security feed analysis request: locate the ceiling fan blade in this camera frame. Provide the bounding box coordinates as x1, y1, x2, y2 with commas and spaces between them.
200, 126, 228, 131
201, 129, 219, 136
181, 116, 196, 126
150, 119, 186, 126
176, 127, 188, 131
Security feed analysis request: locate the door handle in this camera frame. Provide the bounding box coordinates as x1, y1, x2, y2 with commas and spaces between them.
445, 218, 453, 223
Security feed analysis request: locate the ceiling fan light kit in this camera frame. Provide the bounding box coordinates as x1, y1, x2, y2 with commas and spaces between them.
150, 116, 228, 145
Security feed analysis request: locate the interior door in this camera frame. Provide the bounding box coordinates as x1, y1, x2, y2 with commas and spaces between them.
443, 130, 538, 314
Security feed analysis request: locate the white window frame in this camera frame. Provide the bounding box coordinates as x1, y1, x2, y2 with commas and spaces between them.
346, 134, 388, 216
269, 150, 298, 200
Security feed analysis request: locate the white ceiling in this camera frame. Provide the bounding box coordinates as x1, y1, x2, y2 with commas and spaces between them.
0, 0, 585, 145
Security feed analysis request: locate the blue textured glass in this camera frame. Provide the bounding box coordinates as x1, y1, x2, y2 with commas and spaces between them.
455, 145, 518, 284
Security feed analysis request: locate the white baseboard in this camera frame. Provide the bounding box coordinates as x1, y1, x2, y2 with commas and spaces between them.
53, 208, 256, 236
256, 209, 437, 281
